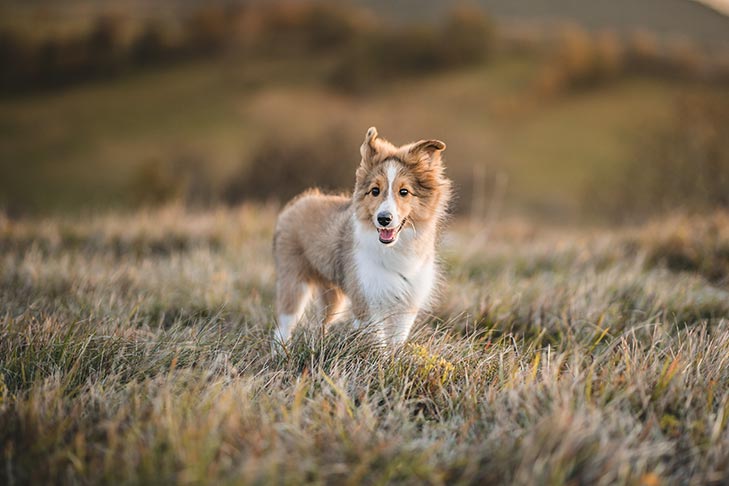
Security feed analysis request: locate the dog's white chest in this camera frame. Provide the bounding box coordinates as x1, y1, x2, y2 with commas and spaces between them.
353, 224, 435, 314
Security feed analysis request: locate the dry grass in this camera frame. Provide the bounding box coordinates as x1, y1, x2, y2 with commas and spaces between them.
1, 205, 729, 484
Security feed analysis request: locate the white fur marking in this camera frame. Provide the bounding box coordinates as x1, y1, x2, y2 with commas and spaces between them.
275, 283, 311, 342
387, 312, 418, 345
275, 313, 296, 342
375, 162, 400, 228
353, 217, 436, 344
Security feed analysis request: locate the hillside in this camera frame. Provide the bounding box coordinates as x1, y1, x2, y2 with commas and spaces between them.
3, 0, 729, 47
358, 0, 729, 48
3, 55, 726, 218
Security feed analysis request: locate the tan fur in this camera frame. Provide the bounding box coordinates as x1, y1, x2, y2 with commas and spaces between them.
273, 127, 452, 345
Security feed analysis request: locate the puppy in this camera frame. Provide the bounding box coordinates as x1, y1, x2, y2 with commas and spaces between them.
273, 127, 452, 346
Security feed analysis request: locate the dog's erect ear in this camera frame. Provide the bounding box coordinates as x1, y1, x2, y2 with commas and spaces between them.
409, 139, 446, 165
360, 126, 379, 163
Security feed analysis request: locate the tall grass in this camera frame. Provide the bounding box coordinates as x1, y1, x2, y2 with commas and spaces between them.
1, 205, 728, 483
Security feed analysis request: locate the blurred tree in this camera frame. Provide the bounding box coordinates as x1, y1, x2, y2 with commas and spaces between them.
185, 6, 230, 54
441, 7, 493, 66
0, 30, 34, 90
86, 14, 126, 76
224, 129, 356, 204
132, 21, 167, 65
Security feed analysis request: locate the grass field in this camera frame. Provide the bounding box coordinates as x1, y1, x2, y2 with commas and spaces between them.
1, 205, 728, 484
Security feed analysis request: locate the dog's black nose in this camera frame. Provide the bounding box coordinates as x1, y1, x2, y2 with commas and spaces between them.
377, 212, 392, 227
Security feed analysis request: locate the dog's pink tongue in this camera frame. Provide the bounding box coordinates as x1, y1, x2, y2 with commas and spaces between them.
379, 228, 395, 241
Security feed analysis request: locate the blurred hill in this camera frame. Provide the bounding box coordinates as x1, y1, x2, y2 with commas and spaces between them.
357, 0, 729, 48
3, 0, 729, 47
1, 1, 728, 221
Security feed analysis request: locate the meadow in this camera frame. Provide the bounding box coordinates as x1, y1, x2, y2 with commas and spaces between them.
1, 205, 728, 484
2, 3, 729, 483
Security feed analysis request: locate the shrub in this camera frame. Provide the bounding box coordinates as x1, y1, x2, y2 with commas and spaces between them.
583, 94, 729, 221
85, 14, 127, 76
623, 31, 714, 81
593, 31, 624, 79
329, 8, 493, 93
183, 6, 231, 54
640, 212, 729, 285
256, 2, 365, 55
223, 129, 358, 204
440, 7, 493, 67
534, 25, 625, 96
534, 27, 724, 97
129, 152, 217, 207
132, 21, 169, 65
328, 28, 442, 93
0, 29, 35, 90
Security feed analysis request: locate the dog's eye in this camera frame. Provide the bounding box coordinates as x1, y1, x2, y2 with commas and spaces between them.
399, 188, 409, 197
370, 187, 380, 196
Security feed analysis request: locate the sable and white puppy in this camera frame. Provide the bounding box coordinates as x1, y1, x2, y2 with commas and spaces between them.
272, 127, 452, 346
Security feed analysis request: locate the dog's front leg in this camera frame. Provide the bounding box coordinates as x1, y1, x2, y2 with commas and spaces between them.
382, 309, 418, 346
352, 318, 388, 346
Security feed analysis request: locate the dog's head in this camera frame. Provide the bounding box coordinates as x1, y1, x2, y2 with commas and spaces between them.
353, 127, 451, 246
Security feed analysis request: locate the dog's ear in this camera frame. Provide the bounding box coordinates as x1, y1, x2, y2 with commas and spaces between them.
409, 139, 446, 165
360, 126, 379, 164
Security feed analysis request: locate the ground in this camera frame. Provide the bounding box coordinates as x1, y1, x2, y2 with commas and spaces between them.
1, 205, 728, 484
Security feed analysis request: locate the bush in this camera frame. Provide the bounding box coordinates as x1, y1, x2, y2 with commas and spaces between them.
130, 152, 217, 207
328, 28, 442, 93
534, 25, 625, 96
85, 14, 126, 76
440, 7, 493, 67
0, 29, 35, 90
224, 129, 358, 205
132, 21, 169, 65
584, 94, 729, 221
256, 2, 364, 55
640, 212, 729, 285
183, 6, 232, 54
534, 27, 724, 97
623, 31, 707, 79
329, 8, 493, 93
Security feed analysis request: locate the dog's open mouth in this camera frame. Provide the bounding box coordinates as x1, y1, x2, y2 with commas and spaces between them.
377, 219, 407, 245
378, 227, 397, 244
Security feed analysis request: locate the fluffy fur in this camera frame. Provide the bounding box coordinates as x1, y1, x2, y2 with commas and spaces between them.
272, 127, 452, 346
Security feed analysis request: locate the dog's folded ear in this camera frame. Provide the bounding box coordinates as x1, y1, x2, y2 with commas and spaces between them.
360, 126, 379, 162
409, 139, 446, 165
